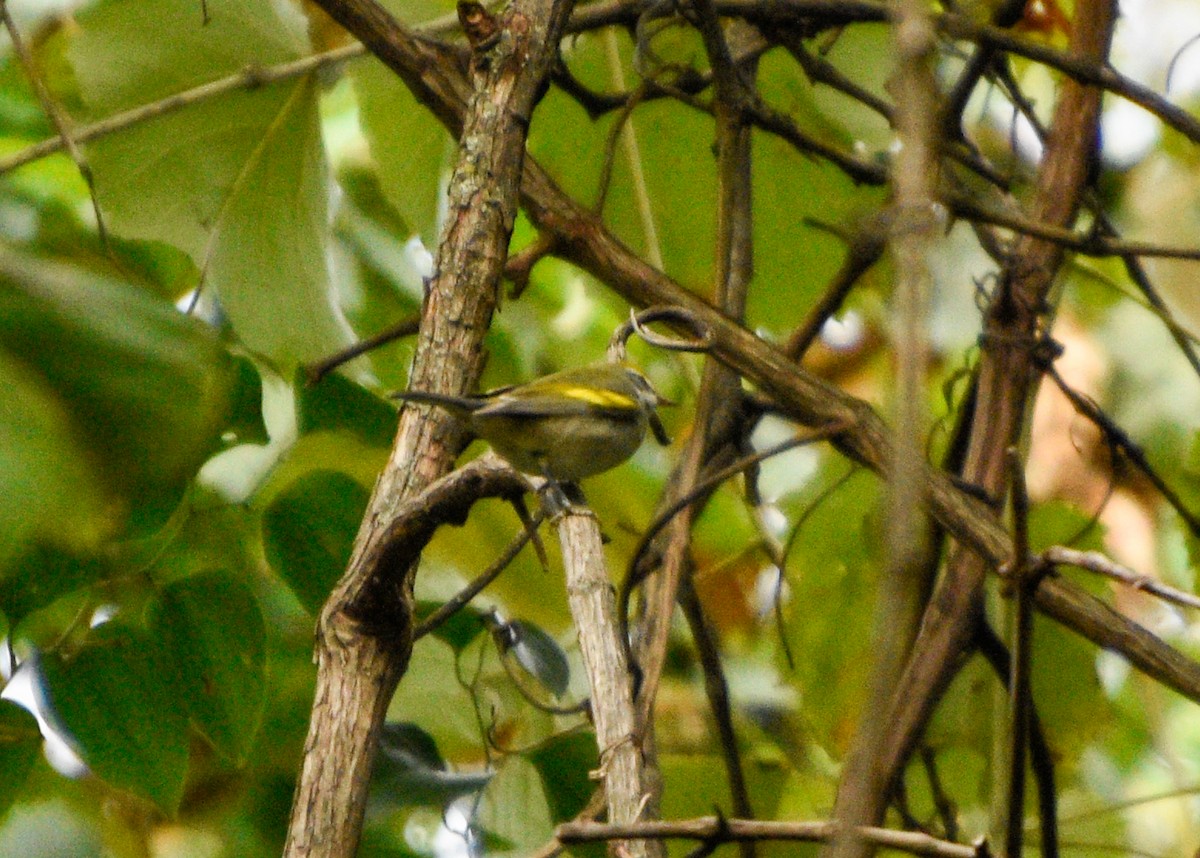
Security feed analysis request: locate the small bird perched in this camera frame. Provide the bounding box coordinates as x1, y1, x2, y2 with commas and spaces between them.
391, 362, 671, 482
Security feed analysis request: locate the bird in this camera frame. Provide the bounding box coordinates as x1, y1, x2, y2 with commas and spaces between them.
391, 362, 671, 483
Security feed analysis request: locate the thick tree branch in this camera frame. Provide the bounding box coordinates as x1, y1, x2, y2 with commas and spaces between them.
283, 0, 574, 854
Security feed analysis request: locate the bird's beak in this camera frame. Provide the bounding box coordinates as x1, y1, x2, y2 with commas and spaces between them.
649, 410, 671, 446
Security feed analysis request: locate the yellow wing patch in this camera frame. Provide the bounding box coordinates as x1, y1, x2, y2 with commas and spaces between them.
559, 386, 637, 409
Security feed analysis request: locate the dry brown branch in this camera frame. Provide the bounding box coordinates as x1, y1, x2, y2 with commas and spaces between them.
283, 0, 575, 854
557, 817, 986, 858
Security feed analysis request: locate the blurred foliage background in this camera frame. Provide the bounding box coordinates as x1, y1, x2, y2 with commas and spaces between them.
2, 0, 1200, 856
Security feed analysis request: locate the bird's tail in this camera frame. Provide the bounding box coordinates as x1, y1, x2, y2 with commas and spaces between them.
390, 389, 483, 419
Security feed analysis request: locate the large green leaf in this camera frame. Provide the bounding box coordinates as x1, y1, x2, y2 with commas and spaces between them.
350, 58, 451, 249
0, 701, 41, 823
349, 0, 457, 248
261, 470, 370, 614
296, 369, 398, 449
37, 623, 190, 814
65, 0, 354, 369
0, 249, 235, 539
149, 571, 267, 765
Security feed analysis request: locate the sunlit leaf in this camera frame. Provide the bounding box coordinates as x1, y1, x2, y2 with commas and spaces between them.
66, 0, 354, 369
350, 58, 451, 249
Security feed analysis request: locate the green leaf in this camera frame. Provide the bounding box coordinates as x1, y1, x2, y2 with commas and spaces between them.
780, 467, 880, 751
296, 370, 398, 448
148, 570, 267, 764
526, 731, 596, 823
474, 757, 554, 855
261, 470, 370, 614
66, 0, 354, 369
0, 701, 42, 823
414, 599, 485, 653
372, 722, 492, 807
350, 57, 451, 248
0, 249, 235, 536
1028, 500, 1106, 554
225, 356, 268, 447
37, 623, 190, 814
387, 639, 484, 759
0, 543, 110, 632
0, 348, 109, 569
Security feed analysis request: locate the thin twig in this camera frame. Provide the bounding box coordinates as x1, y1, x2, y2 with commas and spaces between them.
975, 623, 1059, 858
1101, 217, 1200, 381
920, 748, 959, 842
784, 214, 889, 361
557, 816, 985, 858
601, 27, 664, 269
0, 0, 108, 245
1041, 364, 1200, 539
305, 315, 422, 384
413, 513, 544, 640
1042, 547, 1200, 612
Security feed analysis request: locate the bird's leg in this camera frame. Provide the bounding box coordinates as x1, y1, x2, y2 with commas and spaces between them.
538, 478, 587, 517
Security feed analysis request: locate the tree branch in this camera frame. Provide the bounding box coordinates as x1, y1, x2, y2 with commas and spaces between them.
557, 817, 986, 858
557, 505, 652, 858
283, 0, 574, 854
